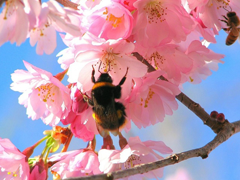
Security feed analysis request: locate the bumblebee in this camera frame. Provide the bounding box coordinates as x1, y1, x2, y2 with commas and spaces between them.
221, 10, 240, 45
83, 65, 128, 137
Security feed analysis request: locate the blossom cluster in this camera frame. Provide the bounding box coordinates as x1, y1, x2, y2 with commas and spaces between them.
0, 0, 238, 179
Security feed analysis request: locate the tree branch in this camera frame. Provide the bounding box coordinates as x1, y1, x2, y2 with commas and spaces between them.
64, 119, 240, 180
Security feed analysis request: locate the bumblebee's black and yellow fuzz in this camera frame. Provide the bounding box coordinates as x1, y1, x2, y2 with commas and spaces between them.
85, 66, 128, 136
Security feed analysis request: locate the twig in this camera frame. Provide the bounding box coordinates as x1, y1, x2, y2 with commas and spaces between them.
0, 0, 7, 7
55, 0, 79, 10
64, 120, 240, 180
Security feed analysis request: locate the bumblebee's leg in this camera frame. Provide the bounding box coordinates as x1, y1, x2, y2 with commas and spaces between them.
223, 27, 230, 31
101, 132, 115, 149
91, 65, 96, 83
118, 132, 128, 149
114, 68, 129, 98
82, 94, 94, 106
118, 67, 129, 86
220, 15, 229, 25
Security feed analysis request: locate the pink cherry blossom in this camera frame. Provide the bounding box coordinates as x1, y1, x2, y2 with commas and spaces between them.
57, 34, 78, 70
135, 43, 193, 84
189, 11, 217, 43
116, 0, 137, 11
125, 71, 180, 128
77, 0, 102, 10
187, 0, 240, 31
83, 0, 133, 40
176, 38, 224, 84
49, 149, 101, 179
70, 84, 89, 114
98, 136, 172, 179
0, 0, 29, 46
0, 138, 30, 180
67, 32, 147, 98
61, 110, 96, 142
29, 0, 82, 55
10, 61, 72, 126
132, 0, 194, 46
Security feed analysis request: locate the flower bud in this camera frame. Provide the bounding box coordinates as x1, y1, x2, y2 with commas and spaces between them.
71, 85, 88, 114
210, 111, 218, 119
217, 113, 225, 123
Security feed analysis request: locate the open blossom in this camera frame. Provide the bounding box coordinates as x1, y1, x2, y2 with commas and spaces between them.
10, 61, 71, 126
29, 0, 82, 55
132, 0, 194, 46
61, 110, 96, 141
83, 0, 133, 40
180, 40, 224, 84
57, 34, 79, 70
136, 43, 193, 84
61, 84, 99, 138
0, 0, 29, 46
49, 149, 101, 179
126, 71, 180, 128
186, 0, 240, 31
67, 32, 147, 98
189, 11, 216, 43
98, 136, 172, 179
0, 138, 30, 180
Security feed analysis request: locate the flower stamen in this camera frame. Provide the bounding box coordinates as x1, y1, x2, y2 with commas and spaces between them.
36, 83, 55, 103
124, 155, 141, 169
144, 0, 167, 23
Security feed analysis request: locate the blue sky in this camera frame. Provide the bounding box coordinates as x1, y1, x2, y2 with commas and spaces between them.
0, 29, 240, 180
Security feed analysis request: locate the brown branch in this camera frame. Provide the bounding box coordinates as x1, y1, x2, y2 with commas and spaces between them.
55, 0, 79, 10
132, 52, 223, 133
64, 120, 240, 180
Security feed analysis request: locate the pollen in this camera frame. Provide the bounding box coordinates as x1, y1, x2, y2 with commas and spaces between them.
3, 0, 14, 20
189, 76, 194, 82
148, 51, 166, 70
40, 30, 44, 36
144, 0, 167, 23
208, 0, 230, 9
140, 88, 155, 108
7, 171, 18, 178
103, 7, 108, 15
124, 155, 141, 169
100, 47, 119, 72
36, 83, 56, 103
105, 11, 124, 28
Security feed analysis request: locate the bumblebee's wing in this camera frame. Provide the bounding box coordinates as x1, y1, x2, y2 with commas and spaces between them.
231, 25, 239, 36
237, 28, 240, 44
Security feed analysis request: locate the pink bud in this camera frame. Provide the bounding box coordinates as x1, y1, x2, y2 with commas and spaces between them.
217, 113, 225, 123
71, 85, 88, 114
210, 111, 218, 119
